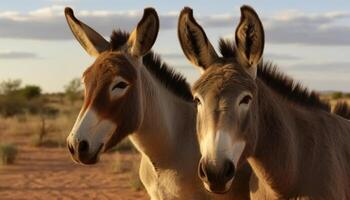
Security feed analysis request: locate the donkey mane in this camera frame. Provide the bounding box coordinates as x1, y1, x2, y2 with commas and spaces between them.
219, 38, 331, 112
110, 30, 193, 101
333, 101, 350, 119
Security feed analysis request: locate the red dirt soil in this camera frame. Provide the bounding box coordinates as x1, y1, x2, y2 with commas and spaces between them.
0, 136, 148, 200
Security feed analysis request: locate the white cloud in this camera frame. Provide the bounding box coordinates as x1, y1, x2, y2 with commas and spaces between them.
0, 6, 349, 46
0, 51, 38, 59
28, 5, 65, 18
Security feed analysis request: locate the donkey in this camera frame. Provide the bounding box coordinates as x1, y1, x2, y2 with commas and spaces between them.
178, 5, 350, 199
64, 7, 251, 200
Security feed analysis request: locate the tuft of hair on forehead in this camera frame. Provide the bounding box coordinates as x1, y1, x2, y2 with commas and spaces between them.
110, 30, 130, 50
109, 29, 193, 102
218, 38, 331, 112
219, 38, 237, 58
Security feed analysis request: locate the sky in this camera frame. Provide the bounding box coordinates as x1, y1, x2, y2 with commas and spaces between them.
0, 0, 350, 92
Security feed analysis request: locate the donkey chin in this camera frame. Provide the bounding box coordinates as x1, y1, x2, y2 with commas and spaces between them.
203, 178, 234, 194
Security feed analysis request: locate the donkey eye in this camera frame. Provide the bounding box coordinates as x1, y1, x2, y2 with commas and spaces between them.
239, 95, 252, 105
112, 81, 129, 90
194, 97, 201, 105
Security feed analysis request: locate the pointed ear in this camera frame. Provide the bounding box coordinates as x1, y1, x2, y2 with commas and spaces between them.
178, 7, 219, 72
65, 7, 109, 57
235, 5, 264, 79
127, 8, 159, 57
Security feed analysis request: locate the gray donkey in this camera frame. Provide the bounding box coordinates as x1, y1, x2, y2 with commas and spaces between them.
178, 5, 350, 200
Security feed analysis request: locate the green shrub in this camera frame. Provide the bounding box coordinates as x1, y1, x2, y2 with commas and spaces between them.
0, 143, 18, 165
20, 85, 41, 100
111, 155, 131, 173
0, 94, 26, 117
64, 78, 83, 104
30, 133, 42, 147
129, 159, 143, 191
332, 92, 343, 100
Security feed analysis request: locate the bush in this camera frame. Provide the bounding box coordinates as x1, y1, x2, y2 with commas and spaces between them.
0, 80, 42, 117
20, 85, 41, 100
0, 94, 26, 117
129, 159, 143, 191
0, 79, 21, 95
332, 92, 343, 100
111, 154, 132, 173
0, 143, 18, 165
64, 78, 83, 104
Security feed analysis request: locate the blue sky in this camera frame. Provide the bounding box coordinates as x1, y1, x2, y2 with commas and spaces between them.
0, 0, 350, 92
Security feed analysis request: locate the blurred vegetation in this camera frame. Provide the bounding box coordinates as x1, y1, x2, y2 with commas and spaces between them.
0, 78, 85, 149
129, 159, 144, 191
0, 79, 48, 117
0, 143, 18, 165
64, 78, 83, 105
332, 92, 343, 100
21, 85, 42, 100
331, 92, 350, 100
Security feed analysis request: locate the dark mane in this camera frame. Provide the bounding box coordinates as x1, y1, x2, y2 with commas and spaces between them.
219, 38, 330, 112
110, 30, 193, 101
333, 101, 350, 119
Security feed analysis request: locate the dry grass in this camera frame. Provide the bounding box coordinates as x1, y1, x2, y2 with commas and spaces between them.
0, 114, 76, 148
320, 94, 350, 109
111, 153, 144, 191
129, 159, 144, 191
0, 96, 81, 148
0, 143, 18, 165
0, 114, 39, 136
111, 153, 132, 173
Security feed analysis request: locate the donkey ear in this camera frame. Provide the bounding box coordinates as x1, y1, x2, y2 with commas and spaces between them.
178, 7, 219, 72
235, 5, 264, 79
65, 7, 109, 57
127, 8, 159, 57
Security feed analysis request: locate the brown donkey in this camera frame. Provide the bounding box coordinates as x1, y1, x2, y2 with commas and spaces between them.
178, 5, 350, 199
64, 7, 251, 200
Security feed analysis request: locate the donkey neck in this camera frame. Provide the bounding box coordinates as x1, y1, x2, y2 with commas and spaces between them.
247, 79, 331, 198
129, 66, 198, 167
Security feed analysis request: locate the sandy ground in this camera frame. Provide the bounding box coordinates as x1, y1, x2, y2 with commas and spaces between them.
0, 135, 148, 200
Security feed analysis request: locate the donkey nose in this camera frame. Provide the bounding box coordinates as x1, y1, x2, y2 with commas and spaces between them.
198, 159, 235, 187
223, 160, 235, 181
198, 160, 209, 181
67, 142, 75, 155
78, 140, 90, 155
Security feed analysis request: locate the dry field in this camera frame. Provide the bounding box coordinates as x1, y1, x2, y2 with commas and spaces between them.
0, 96, 148, 200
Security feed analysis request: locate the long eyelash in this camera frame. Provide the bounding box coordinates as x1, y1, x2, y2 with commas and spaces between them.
239, 95, 252, 105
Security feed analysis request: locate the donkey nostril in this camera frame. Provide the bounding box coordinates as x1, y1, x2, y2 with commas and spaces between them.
68, 143, 75, 155
78, 140, 89, 154
199, 163, 206, 179
223, 160, 235, 180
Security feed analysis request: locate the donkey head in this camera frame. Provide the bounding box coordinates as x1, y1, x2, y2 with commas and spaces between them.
65, 7, 159, 165
178, 6, 264, 193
